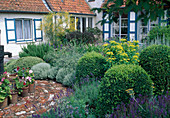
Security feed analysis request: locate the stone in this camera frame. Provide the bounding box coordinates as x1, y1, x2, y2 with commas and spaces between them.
30, 111, 35, 114
43, 89, 48, 93
48, 94, 54, 101
49, 101, 55, 106
15, 111, 26, 115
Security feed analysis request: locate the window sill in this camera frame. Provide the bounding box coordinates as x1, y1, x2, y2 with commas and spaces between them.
8, 40, 42, 44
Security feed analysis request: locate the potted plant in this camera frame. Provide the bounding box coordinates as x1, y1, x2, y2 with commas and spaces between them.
15, 77, 29, 97
0, 77, 12, 108
25, 69, 35, 93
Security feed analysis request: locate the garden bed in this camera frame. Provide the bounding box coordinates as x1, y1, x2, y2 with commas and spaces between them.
0, 80, 69, 118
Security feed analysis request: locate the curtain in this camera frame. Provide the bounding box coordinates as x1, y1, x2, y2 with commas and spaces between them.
24, 20, 32, 39
16, 20, 23, 39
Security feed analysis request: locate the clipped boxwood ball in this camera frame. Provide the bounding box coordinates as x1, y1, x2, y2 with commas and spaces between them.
76, 51, 107, 83
139, 45, 170, 95
96, 64, 152, 116
6, 56, 44, 73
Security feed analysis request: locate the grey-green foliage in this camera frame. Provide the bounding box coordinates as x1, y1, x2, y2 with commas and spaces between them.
31, 63, 51, 80
55, 68, 71, 83
63, 71, 76, 86
47, 67, 59, 80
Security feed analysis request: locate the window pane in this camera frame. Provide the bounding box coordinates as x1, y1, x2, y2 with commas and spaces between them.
16, 20, 23, 39
121, 27, 127, 34
70, 16, 75, 30
88, 17, 92, 28
24, 20, 32, 39
76, 17, 80, 31
113, 26, 119, 34
82, 17, 86, 32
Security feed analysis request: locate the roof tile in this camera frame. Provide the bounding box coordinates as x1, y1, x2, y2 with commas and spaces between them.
47, 0, 94, 15
0, 0, 49, 13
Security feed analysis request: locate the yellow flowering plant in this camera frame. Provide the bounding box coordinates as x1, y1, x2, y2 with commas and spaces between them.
103, 39, 140, 68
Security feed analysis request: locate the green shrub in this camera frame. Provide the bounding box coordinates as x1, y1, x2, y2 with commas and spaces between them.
47, 67, 59, 80
139, 45, 170, 95
31, 63, 51, 80
76, 51, 107, 83
96, 64, 152, 116
5, 59, 16, 66
86, 27, 102, 39
6, 56, 44, 73
19, 42, 54, 59
65, 31, 96, 45
43, 50, 57, 64
146, 25, 170, 46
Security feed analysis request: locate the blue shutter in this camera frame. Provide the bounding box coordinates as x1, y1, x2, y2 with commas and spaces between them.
128, 12, 137, 41
34, 19, 43, 41
5, 18, 17, 43
103, 12, 111, 41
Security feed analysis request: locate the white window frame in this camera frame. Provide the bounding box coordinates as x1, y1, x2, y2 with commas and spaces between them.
71, 16, 94, 32
112, 13, 128, 39
15, 18, 33, 42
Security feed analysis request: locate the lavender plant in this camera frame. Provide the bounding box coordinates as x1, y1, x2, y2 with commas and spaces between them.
109, 91, 170, 118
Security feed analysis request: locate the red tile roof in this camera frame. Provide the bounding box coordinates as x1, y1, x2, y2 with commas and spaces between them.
101, 0, 126, 8
46, 0, 94, 15
0, 0, 50, 13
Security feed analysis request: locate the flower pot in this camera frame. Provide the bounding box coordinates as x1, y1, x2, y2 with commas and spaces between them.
9, 92, 18, 104
29, 83, 35, 93
21, 86, 29, 97
0, 97, 8, 109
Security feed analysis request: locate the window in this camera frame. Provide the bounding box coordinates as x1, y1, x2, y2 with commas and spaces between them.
71, 16, 93, 32
112, 13, 128, 38
15, 19, 32, 41
82, 17, 86, 32
76, 17, 80, 31
139, 18, 158, 41
88, 17, 93, 28
5, 18, 42, 43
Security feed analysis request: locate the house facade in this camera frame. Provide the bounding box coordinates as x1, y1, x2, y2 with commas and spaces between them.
87, 0, 170, 42
0, 0, 95, 56
0, 0, 50, 56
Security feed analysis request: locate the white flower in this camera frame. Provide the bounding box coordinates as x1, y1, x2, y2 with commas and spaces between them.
28, 77, 32, 82
29, 70, 33, 74
26, 76, 29, 80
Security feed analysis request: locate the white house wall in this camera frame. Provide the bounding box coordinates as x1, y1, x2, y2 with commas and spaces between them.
0, 13, 45, 56
86, 0, 104, 32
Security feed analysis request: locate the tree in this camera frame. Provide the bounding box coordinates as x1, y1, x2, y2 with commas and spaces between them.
92, 0, 170, 25
41, 12, 75, 47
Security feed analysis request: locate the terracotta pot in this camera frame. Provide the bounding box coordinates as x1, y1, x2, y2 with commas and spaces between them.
29, 83, 35, 93
9, 92, 18, 104
21, 86, 29, 97
0, 97, 8, 109
10, 73, 17, 76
